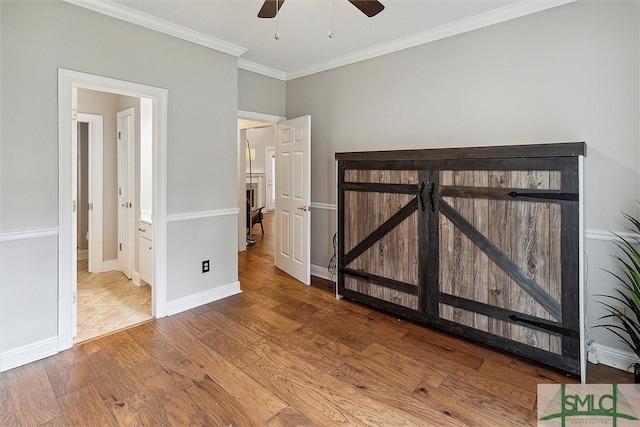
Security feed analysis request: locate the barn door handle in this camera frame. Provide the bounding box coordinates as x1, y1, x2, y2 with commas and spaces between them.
419, 182, 426, 211
428, 182, 436, 212
508, 191, 578, 201
508, 315, 577, 338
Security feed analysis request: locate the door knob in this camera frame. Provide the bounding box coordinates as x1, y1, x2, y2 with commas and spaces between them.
298, 205, 310, 211
122, 202, 131, 208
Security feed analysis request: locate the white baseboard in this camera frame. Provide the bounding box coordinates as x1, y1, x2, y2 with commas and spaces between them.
0, 337, 59, 372
311, 264, 334, 282
592, 342, 640, 372
101, 259, 118, 272
165, 281, 241, 316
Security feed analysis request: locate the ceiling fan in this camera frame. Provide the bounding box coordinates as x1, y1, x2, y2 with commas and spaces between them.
258, 0, 385, 19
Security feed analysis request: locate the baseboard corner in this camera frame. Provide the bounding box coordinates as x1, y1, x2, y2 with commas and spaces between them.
165, 281, 241, 316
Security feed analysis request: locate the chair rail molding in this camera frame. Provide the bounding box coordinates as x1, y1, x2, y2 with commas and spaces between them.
167, 208, 240, 223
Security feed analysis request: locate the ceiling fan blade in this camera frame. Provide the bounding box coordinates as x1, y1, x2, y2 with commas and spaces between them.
258, 0, 285, 19
348, 0, 385, 17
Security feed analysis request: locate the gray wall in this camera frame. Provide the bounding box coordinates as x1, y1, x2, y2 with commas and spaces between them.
286, 1, 640, 356
1, 1, 239, 363
238, 68, 286, 117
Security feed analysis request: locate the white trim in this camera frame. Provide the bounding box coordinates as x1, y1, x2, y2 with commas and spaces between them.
238, 110, 286, 124
0, 337, 59, 373
578, 155, 585, 383
592, 342, 640, 373
285, 0, 576, 80
311, 202, 336, 211
63, 0, 247, 57
102, 259, 118, 272
166, 281, 241, 316
238, 59, 286, 81
311, 264, 333, 282
0, 228, 58, 242
167, 208, 240, 223
585, 229, 638, 242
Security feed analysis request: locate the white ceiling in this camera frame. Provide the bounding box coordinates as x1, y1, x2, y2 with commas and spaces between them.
69, 0, 573, 80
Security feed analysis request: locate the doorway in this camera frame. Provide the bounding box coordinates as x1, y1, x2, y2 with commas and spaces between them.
58, 69, 168, 351
237, 111, 283, 253
74, 105, 151, 343
76, 114, 104, 274
237, 111, 312, 286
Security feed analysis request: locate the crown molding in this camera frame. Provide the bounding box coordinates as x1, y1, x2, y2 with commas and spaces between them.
238, 59, 287, 81
64, 0, 247, 57
64, 0, 574, 81
285, 0, 576, 80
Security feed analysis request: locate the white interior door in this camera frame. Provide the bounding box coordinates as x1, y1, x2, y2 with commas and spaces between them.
117, 108, 135, 279
275, 115, 311, 285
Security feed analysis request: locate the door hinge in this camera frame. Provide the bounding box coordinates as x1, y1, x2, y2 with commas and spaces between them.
72, 291, 77, 304
88, 202, 93, 211
72, 109, 77, 121
119, 243, 122, 251
118, 131, 121, 140
73, 200, 77, 212
119, 188, 122, 196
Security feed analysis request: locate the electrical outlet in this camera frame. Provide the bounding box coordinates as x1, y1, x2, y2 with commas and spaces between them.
202, 260, 210, 273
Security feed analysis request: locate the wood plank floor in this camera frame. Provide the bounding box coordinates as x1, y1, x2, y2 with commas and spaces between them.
0, 212, 633, 426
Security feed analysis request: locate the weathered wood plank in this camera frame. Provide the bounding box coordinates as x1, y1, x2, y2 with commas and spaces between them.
472, 170, 490, 330
108, 390, 169, 427
42, 349, 89, 398
5, 362, 63, 426
332, 363, 467, 426
58, 384, 118, 426
267, 407, 319, 427
440, 199, 562, 320
245, 340, 430, 426
125, 321, 209, 389
188, 376, 266, 427
156, 314, 289, 423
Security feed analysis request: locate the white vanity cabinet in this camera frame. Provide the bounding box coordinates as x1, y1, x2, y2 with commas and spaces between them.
138, 220, 153, 286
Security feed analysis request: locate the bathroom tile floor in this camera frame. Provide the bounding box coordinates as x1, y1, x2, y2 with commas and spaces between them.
75, 259, 152, 344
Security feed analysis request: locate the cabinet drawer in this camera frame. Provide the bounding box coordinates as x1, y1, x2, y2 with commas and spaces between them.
138, 222, 153, 240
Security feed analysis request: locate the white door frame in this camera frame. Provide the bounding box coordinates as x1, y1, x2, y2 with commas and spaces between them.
265, 146, 276, 212
237, 110, 285, 252
117, 108, 135, 279
77, 113, 104, 274
58, 69, 168, 351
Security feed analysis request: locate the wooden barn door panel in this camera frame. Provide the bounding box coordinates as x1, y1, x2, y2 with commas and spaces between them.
340, 169, 421, 310
437, 169, 573, 360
